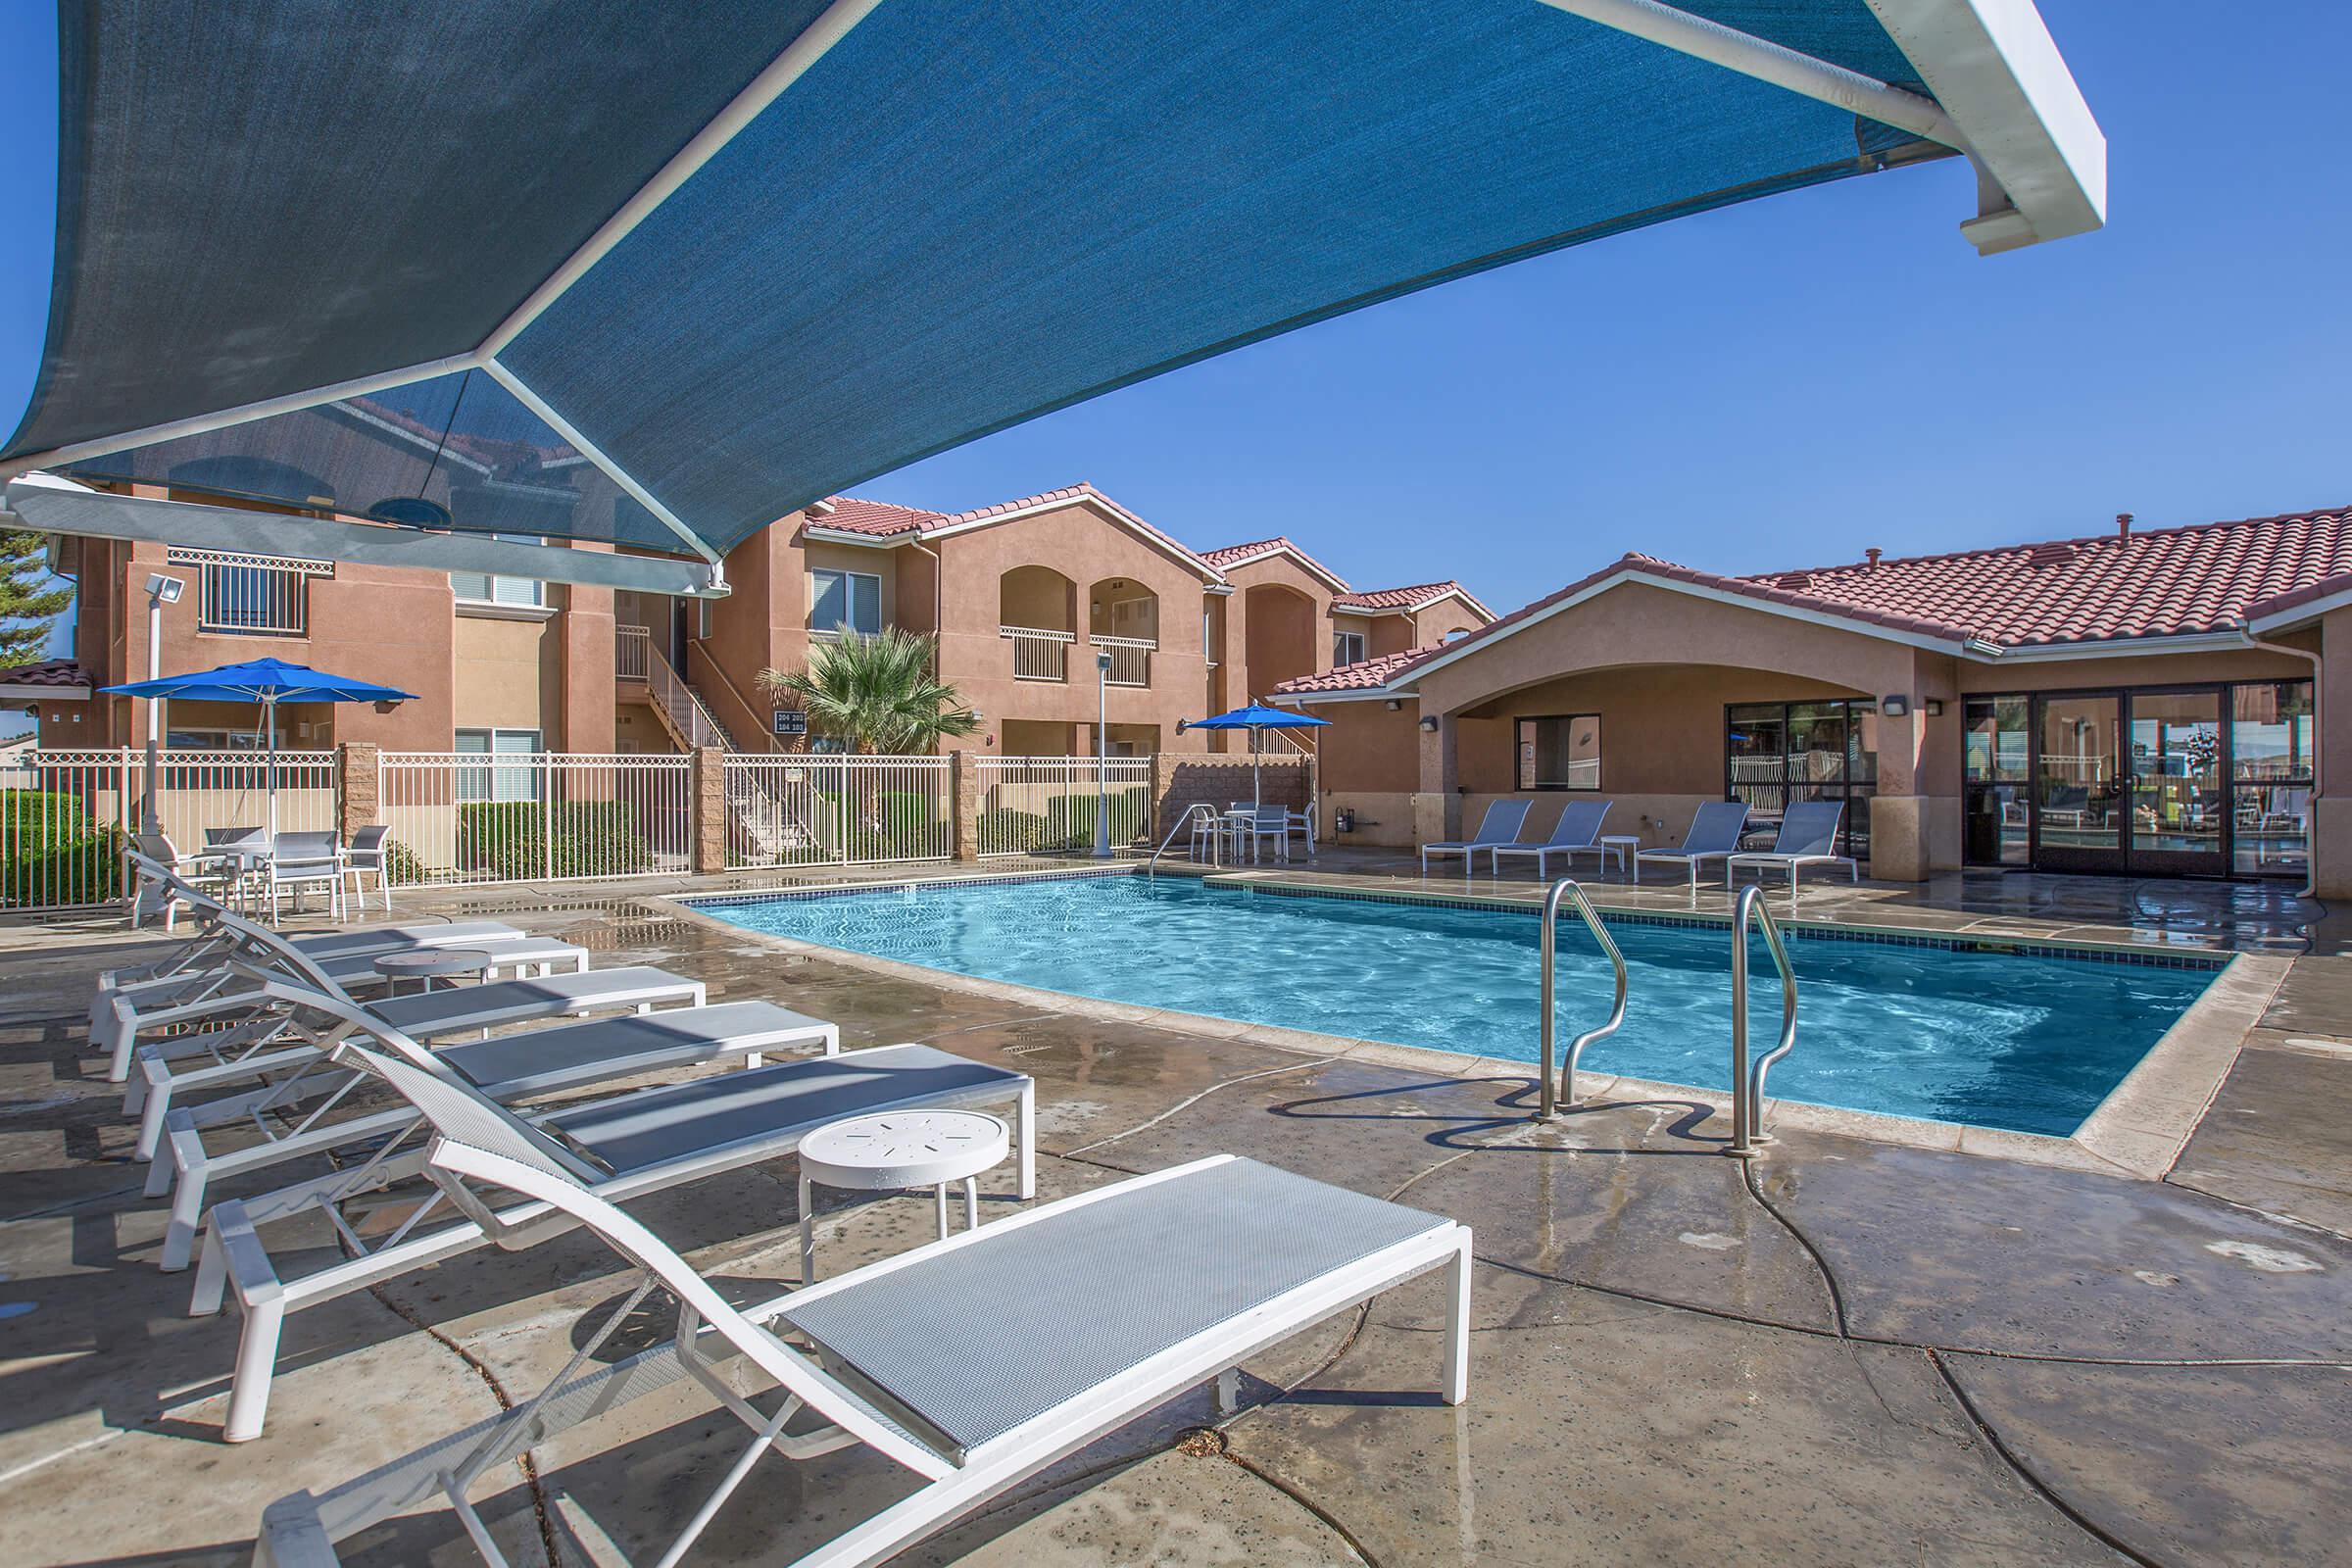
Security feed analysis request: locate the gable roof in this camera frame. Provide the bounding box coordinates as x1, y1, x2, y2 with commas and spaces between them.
1332, 579, 1494, 620
1275, 644, 1443, 697
803, 484, 1222, 579
1281, 505, 2352, 700
1198, 535, 1350, 593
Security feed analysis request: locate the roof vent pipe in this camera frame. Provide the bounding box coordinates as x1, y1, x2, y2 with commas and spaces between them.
2117, 512, 2133, 539
1864, 547, 1882, 570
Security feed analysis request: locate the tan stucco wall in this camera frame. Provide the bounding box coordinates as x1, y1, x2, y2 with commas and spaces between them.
452, 612, 561, 736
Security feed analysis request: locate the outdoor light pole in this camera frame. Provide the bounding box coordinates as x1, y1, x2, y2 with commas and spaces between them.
140, 573, 184, 835
1092, 647, 1113, 858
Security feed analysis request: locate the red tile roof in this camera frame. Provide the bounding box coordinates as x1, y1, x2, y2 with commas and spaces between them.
1755, 506, 2352, 648
1276, 644, 1443, 695
1277, 505, 2352, 698
1199, 534, 1349, 589
803, 496, 941, 536
1333, 579, 1494, 619
0, 658, 93, 691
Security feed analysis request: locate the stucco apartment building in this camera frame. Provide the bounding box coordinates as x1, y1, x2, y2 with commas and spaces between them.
10, 461, 1489, 764
1277, 506, 2345, 893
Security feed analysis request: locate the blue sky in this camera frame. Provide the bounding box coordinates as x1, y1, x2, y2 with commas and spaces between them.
2, 1, 2346, 637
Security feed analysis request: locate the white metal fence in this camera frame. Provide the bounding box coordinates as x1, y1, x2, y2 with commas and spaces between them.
2, 748, 337, 910
378, 752, 692, 886
976, 756, 1152, 856
615, 623, 650, 682
723, 755, 953, 866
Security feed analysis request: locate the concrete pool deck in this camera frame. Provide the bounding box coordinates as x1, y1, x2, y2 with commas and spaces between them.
3, 860, 2350, 1564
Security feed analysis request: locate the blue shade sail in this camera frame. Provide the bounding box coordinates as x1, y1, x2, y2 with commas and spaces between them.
4, 0, 2099, 564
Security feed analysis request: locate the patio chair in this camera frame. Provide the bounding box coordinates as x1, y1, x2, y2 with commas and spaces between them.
339, 824, 393, 913
128, 830, 235, 931
1420, 798, 1532, 877
1487, 799, 1610, 878
1726, 800, 1855, 906
263, 829, 345, 923
148, 981, 837, 1273
189, 986, 1035, 1442
253, 1083, 1469, 1568
1239, 805, 1290, 862
1633, 801, 1749, 891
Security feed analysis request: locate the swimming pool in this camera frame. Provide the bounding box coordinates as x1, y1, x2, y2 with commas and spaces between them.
691, 874, 2225, 1138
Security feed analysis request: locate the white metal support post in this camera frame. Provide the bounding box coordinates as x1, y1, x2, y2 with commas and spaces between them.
1093, 648, 1113, 858
140, 573, 185, 836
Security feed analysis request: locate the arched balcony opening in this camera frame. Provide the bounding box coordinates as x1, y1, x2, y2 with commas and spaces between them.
1000, 565, 1077, 682
1089, 577, 1158, 687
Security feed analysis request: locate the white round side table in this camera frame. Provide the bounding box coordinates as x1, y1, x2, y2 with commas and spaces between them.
370, 948, 493, 995
797, 1109, 1010, 1282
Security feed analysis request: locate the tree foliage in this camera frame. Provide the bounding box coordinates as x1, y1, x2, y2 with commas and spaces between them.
0, 531, 72, 666
756, 628, 978, 754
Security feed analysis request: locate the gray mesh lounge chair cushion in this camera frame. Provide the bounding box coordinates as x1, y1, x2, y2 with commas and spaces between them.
781, 1158, 1449, 1454
539, 1045, 1022, 1175
284, 922, 526, 962
433, 1000, 830, 1100
368, 966, 706, 1040
1766, 802, 1844, 858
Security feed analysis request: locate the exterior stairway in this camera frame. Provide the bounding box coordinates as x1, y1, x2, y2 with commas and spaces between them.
635, 638, 822, 860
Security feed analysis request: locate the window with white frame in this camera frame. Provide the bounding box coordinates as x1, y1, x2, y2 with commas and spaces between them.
456, 727, 543, 802
450, 534, 546, 609
810, 568, 881, 636
1333, 629, 1367, 667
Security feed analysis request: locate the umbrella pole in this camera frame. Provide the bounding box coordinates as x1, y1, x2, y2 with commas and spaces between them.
265, 694, 279, 841
1251, 727, 1262, 808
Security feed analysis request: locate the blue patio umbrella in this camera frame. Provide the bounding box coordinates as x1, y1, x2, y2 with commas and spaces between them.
103, 658, 416, 836
1180, 703, 1332, 808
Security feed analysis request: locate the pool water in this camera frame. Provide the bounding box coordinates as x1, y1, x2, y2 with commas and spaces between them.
693, 876, 2223, 1137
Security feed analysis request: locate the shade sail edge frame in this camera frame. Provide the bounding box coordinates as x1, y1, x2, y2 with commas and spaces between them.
4, 480, 728, 597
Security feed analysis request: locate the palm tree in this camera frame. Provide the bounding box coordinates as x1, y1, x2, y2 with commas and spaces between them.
756, 628, 978, 756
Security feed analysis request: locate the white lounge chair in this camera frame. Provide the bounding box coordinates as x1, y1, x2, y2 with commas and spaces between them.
1487, 799, 1610, 878
150, 983, 834, 1274
1633, 801, 1750, 891
1420, 799, 1532, 877
97, 868, 584, 1082
127, 947, 713, 1164
252, 1060, 1470, 1568
191, 986, 1035, 1443
128, 830, 237, 931
1726, 800, 1856, 906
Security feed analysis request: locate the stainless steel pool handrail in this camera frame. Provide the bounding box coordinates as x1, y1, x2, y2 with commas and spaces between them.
1539, 877, 1627, 1118
1147, 802, 1224, 878
1727, 884, 1798, 1157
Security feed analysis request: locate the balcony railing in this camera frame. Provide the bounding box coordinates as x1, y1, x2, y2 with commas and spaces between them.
616, 623, 650, 681
170, 547, 328, 638
1096, 634, 1154, 687
1001, 624, 1075, 682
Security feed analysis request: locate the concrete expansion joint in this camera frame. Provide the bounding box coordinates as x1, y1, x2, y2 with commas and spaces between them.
1060, 1055, 1338, 1157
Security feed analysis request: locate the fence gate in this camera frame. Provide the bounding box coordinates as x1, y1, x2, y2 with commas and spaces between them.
974, 756, 1153, 857
722, 755, 952, 867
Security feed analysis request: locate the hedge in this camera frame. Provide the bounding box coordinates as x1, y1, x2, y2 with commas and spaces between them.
455, 800, 654, 881
2, 789, 127, 906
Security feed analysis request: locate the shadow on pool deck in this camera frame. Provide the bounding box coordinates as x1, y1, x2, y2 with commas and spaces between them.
3, 865, 2351, 1566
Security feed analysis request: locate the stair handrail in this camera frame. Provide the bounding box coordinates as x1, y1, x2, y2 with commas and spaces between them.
1727, 883, 1798, 1157
1147, 802, 1225, 878
1538, 877, 1627, 1118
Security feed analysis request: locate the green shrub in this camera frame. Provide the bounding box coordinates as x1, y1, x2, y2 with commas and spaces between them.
1, 789, 127, 906
456, 800, 655, 881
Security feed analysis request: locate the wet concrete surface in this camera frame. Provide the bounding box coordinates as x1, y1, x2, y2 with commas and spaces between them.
2, 864, 2349, 1566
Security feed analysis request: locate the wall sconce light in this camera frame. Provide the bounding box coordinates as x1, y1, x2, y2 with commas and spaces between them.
1418, 715, 1440, 733
1924, 699, 1943, 717
1385, 699, 1402, 711
1881, 696, 1910, 717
